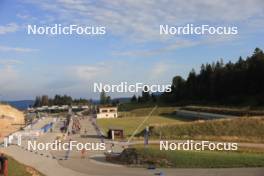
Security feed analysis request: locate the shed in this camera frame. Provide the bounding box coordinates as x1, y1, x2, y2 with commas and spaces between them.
107, 127, 124, 140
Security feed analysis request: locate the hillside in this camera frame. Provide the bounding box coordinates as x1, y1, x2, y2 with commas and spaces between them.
148, 116, 264, 143
0, 104, 25, 141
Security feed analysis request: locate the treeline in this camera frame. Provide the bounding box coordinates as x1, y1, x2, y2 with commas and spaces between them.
130, 87, 157, 103
34, 94, 90, 107
161, 48, 264, 106
100, 90, 120, 106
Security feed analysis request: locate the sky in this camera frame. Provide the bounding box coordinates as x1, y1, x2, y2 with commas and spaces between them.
0, 0, 263, 100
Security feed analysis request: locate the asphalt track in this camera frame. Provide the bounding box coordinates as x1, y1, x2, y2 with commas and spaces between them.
2, 115, 264, 176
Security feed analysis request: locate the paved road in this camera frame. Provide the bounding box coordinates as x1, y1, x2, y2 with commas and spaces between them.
56, 115, 152, 176
2, 115, 264, 176
1, 116, 87, 176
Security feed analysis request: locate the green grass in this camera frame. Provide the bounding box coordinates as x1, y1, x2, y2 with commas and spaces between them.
97, 106, 187, 137
131, 145, 264, 168
98, 106, 264, 143
150, 116, 264, 143
118, 102, 158, 111
8, 156, 31, 176
118, 106, 177, 117
97, 115, 185, 137
5, 156, 44, 176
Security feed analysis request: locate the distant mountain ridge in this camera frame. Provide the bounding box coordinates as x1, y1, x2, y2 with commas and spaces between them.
113, 97, 130, 103
5, 97, 130, 110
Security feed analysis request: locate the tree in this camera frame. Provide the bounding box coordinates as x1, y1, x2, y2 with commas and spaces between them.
142, 86, 150, 102
112, 99, 119, 106
41, 95, 49, 106
34, 96, 41, 107
172, 76, 185, 89
131, 95, 137, 102
100, 91, 111, 105
151, 93, 157, 102
106, 96, 111, 104
34, 94, 89, 107
100, 91, 106, 104
160, 48, 264, 106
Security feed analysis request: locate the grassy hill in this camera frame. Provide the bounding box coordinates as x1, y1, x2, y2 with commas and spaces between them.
116, 146, 264, 168
148, 116, 264, 143
97, 105, 264, 142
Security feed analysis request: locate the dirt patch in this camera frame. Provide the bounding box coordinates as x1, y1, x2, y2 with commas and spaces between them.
26, 166, 43, 176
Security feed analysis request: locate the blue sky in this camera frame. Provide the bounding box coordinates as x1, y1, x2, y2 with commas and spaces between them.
0, 0, 263, 100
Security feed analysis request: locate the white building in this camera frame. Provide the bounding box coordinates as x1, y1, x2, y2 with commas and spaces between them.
96, 107, 118, 119
81, 105, 89, 109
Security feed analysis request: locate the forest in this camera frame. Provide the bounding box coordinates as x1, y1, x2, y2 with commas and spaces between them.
160, 48, 264, 106
33, 94, 90, 107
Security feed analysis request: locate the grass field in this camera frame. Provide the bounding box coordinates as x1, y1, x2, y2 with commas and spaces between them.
149, 116, 264, 143
118, 106, 177, 117
118, 145, 264, 168
7, 156, 44, 176
118, 102, 159, 111
97, 106, 188, 137
97, 115, 186, 137
97, 106, 264, 143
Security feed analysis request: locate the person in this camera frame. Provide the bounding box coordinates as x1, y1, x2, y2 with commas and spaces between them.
0, 153, 7, 174
0, 153, 3, 172
81, 149, 86, 159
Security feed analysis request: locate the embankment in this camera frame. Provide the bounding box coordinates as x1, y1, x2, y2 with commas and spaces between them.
0, 104, 24, 141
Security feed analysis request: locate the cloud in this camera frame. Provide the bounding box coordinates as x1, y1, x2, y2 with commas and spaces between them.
40, 62, 115, 97
16, 13, 30, 19
0, 45, 38, 53
67, 63, 112, 82
0, 58, 23, 91
24, 0, 264, 39
0, 64, 37, 100
0, 23, 19, 35
0, 59, 22, 66
113, 39, 199, 57
0, 64, 19, 90
150, 62, 170, 78
113, 33, 242, 57
21, 0, 264, 55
